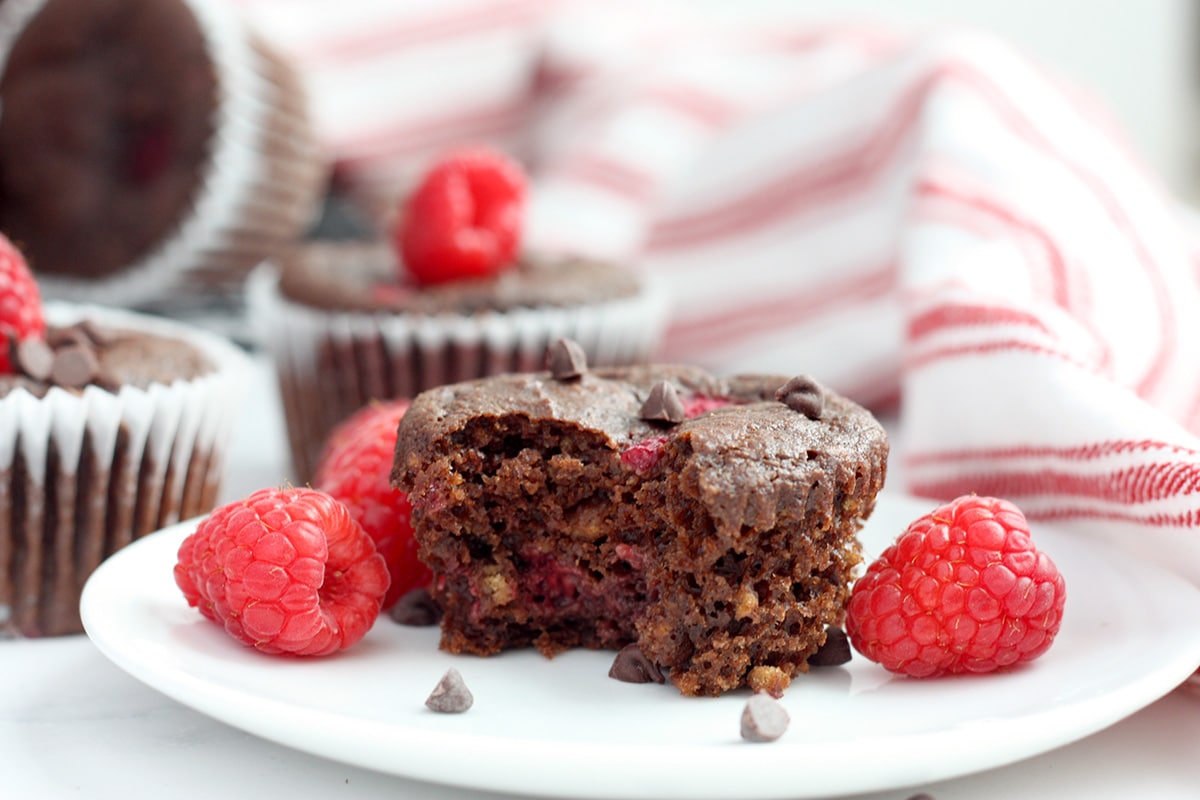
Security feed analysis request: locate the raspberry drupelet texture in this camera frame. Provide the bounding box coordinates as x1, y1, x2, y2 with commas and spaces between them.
174, 487, 389, 656
314, 399, 430, 608
0, 232, 46, 373
846, 495, 1066, 678
395, 147, 526, 285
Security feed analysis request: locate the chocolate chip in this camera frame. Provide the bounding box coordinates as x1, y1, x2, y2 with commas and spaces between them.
92, 368, 124, 394
45, 325, 89, 349
425, 668, 473, 713
76, 319, 118, 346
775, 375, 823, 420
639, 381, 685, 424
608, 644, 666, 684
389, 587, 442, 626
14, 338, 54, 381
50, 344, 100, 389
740, 692, 789, 742
546, 338, 587, 380
808, 625, 852, 667
905, 794, 936, 800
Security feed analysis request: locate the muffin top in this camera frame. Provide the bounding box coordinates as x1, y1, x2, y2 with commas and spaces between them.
0, 319, 214, 398
276, 242, 645, 315
392, 362, 889, 532
0, 0, 217, 279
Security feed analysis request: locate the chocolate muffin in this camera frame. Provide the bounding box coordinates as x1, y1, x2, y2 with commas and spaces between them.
0, 303, 247, 637
391, 355, 888, 696
249, 243, 668, 482
0, 0, 326, 308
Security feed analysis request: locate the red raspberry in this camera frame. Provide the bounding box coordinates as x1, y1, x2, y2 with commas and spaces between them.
846, 495, 1066, 678
174, 487, 389, 656
314, 399, 431, 608
0, 233, 46, 373
620, 435, 669, 475
395, 147, 526, 285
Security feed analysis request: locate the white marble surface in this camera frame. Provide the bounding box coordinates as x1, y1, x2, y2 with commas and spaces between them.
4, 353, 1199, 800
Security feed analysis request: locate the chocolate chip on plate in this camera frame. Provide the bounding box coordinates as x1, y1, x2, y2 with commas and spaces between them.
389, 587, 442, 627
426, 668, 474, 713
740, 692, 789, 743
608, 644, 666, 684
546, 337, 588, 381
775, 375, 824, 420
639, 380, 685, 425
808, 625, 852, 667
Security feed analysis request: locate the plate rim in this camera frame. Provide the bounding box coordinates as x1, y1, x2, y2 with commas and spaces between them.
81, 493, 1200, 799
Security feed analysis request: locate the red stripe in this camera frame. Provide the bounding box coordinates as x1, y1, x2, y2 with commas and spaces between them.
335, 97, 529, 163
908, 302, 1052, 340
552, 153, 659, 204
944, 65, 1176, 401
646, 64, 936, 251
910, 187, 1063, 306
911, 481, 1200, 528
904, 188, 1115, 373
756, 24, 903, 58
908, 438, 1200, 466
640, 59, 1174, 399
301, 0, 547, 64
909, 461, 1200, 507
662, 261, 894, 353
907, 338, 1095, 371
914, 179, 1071, 308
641, 84, 740, 128
1023, 506, 1200, 527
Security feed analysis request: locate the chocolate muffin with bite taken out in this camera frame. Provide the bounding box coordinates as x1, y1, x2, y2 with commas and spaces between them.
391, 343, 888, 697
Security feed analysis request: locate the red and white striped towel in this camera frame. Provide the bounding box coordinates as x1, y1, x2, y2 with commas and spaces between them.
230, 1, 1200, 587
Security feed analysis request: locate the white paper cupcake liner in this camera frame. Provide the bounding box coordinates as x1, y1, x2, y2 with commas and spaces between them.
0, 0, 327, 308
246, 264, 670, 482
0, 303, 250, 637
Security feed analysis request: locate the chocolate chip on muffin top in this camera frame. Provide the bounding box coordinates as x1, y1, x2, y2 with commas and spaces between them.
1, 320, 214, 397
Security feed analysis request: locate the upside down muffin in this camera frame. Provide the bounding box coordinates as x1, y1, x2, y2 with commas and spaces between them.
0, 0, 326, 309
390, 344, 888, 696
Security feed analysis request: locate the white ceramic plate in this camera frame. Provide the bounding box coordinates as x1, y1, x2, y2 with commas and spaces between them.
81, 493, 1200, 800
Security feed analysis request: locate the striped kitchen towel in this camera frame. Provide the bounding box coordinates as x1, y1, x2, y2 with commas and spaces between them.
230, 0, 1200, 584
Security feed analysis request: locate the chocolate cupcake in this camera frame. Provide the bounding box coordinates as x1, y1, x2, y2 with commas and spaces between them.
248, 148, 669, 482
250, 244, 668, 482
0, 0, 327, 309
0, 303, 248, 637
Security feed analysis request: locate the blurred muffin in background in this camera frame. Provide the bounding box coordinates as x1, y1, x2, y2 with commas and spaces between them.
248, 148, 669, 482
0, 0, 328, 311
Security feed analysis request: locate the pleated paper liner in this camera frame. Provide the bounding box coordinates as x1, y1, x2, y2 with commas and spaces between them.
247, 263, 670, 483
8, 0, 328, 309
0, 304, 249, 637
